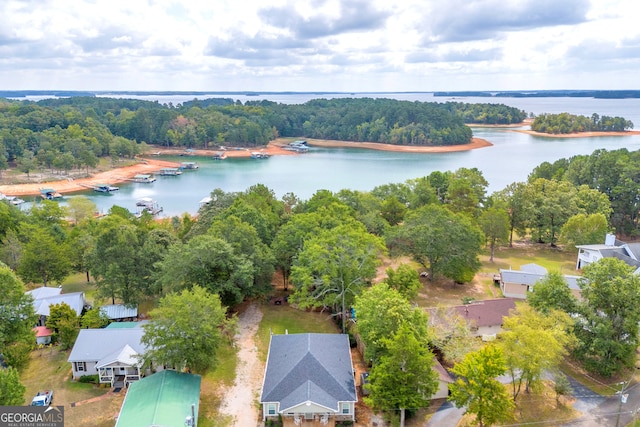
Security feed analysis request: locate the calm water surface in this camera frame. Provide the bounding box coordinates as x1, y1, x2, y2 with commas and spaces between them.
26, 94, 640, 216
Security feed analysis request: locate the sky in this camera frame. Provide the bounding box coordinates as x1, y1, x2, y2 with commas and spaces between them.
1, 0, 638, 92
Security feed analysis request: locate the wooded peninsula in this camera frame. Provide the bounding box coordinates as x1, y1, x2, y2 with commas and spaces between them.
0, 97, 526, 176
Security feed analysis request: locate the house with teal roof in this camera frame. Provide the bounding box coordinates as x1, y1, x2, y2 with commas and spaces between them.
115, 370, 201, 427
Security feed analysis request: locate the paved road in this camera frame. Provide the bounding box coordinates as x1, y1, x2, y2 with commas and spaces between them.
425, 374, 640, 427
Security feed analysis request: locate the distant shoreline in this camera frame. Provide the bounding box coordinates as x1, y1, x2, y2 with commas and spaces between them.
0, 138, 492, 197
512, 129, 640, 138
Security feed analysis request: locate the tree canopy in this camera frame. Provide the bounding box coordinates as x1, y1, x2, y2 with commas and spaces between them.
141, 286, 228, 374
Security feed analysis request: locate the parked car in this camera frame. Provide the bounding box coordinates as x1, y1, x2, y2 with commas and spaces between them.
30, 390, 53, 406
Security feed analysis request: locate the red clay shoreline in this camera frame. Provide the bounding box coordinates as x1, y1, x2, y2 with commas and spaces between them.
0, 137, 494, 197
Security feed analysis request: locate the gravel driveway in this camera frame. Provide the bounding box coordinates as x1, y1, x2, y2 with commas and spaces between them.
219, 303, 264, 426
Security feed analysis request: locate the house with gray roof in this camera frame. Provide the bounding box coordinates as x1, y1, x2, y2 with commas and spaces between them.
100, 304, 138, 321
260, 333, 357, 426
500, 263, 582, 300
27, 287, 86, 326
68, 326, 148, 387
576, 233, 640, 273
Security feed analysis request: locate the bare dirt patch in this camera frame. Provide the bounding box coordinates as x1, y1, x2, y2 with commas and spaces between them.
218, 302, 264, 427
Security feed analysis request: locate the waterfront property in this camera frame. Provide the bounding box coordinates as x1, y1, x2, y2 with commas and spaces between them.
261, 333, 357, 426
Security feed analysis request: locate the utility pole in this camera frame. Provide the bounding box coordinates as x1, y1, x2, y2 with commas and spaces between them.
616, 380, 631, 427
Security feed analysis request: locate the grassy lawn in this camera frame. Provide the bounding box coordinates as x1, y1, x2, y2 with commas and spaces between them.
20, 347, 123, 427
481, 244, 578, 275
198, 341, 238, 427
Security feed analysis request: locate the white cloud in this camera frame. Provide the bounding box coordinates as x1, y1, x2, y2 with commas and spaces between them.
0, 0, 637, 91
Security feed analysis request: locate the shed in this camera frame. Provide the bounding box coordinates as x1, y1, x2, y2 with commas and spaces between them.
100, 304, 138, 321
33, 326, 54, 345
115, 370, 201, 427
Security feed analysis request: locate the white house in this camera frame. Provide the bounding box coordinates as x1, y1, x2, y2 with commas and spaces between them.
26, 287, 86, 326
576, 233, 640, 273
68, 324, 147, 387
260, 333, 357, 426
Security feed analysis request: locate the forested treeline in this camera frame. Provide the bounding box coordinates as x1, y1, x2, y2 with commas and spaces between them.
529, 148, 640, 234
0, 97, 526, 175
531, 112, 633, 134
3, 144, 640, 400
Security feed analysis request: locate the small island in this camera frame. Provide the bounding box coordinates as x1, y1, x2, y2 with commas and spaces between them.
529, 112, 634, 135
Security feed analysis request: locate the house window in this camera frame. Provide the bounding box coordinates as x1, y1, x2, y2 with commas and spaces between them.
75, 362, 87, 372
267, 403, 276, 416
340, 403, 350, 414
304, 413, 314, 420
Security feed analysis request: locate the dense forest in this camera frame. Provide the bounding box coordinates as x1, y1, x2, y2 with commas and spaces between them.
531, 112, 633, 134
0, 97, 525, 175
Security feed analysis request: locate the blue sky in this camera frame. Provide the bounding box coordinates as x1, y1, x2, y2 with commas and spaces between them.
1, 0, 637, 92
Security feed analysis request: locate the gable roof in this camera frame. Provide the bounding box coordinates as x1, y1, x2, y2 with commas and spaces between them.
96, 344, 139, 369
453, 298, 516, 328
31, 292, 85, 316
33, 326, 53, 338
500, 268, 582, 291
115, 370, 201, 427
260, 333, 356, 411
68, 328, 146, 363
26, 286, 62, 300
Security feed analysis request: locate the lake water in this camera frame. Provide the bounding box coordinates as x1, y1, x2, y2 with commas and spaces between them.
26, 93, 640, 216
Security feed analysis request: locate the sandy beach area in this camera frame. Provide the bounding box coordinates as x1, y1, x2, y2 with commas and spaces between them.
0, 137, 491, 197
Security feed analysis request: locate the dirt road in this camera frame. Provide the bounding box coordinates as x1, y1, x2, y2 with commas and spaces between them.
219, 303, 264, 426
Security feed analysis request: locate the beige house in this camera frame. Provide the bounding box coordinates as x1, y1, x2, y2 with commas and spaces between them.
500, 263, 582, 300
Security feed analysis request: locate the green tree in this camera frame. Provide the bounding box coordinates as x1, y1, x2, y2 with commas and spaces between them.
141, 286, 228, 373
18, 230, 72, 286
478, 206, 510, 262
575, 258, 640, 376
0, 367, 26, 405
449, 345, 514, 427
383, 264, 421, 300
366, 323, 439, 427
155, 234, 254, 307
559, 213, 609, 247
90, 218, 148, 305
81, 307, 110, 329
396, 204, 483, 283
495, 182, 528, 247
17, 150, 38, 178
290, 224, 386, 333
353, 283, 427, 363
46, 302, 79, 350
499, 305, 575, 401
66, 196, 97, 225
0, 265, 37, 369
528, 271, 578, 314
427, 306, 474, 364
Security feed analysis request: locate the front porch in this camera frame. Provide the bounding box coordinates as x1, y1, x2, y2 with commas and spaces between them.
98, 365, 141, 387
281, 413, 335, 427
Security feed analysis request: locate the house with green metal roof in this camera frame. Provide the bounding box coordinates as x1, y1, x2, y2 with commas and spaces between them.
260, 333, 357, 426
115, 370, 201, 427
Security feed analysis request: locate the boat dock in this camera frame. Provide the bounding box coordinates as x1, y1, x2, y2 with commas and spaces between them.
159, 167, 183, 176
40, 188, 63, 200
130, 174, 157, 183
135, 198, 163, 217
180, 162, 199, 170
